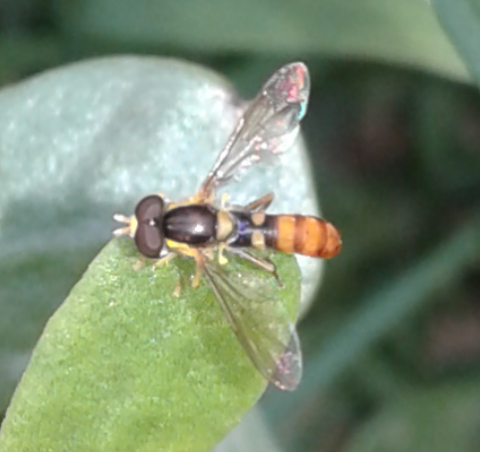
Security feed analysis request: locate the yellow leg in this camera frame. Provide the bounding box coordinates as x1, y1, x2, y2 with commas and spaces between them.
172, 280, 182, 297
133, 259, 145, 271
191, 250, 205, 288
218, 243, 228, 265
221, 193, 230, 208
191, 266, 202, 288
168, 192, 208, 209
167, 244, 205, 289
154, 252, 177, 267
153, 252, 182, 296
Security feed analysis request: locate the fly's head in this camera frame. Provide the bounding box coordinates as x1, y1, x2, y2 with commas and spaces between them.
113, 194, 166, 258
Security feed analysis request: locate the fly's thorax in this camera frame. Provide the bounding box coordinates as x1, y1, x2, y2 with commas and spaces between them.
163, 205, 217, 246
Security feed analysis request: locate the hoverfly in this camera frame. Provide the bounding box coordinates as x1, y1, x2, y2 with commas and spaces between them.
113, 62, 342, 391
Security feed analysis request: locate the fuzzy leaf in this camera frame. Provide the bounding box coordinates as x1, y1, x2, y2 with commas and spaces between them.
0, 57, 322, 418
0, 56, 324, 451
0, 238, 300, 452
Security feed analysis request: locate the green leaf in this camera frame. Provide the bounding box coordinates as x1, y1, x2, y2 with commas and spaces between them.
55, 0, 468, 82
432, 0, 480, 86
0, 239, 300, 452
0, 57, 321, 416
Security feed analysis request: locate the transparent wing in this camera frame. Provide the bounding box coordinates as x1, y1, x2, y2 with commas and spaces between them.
202, 251, 302, 390
200, 62, 310, 197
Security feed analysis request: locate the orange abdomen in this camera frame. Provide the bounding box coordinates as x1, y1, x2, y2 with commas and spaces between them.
272, 215, 342, 258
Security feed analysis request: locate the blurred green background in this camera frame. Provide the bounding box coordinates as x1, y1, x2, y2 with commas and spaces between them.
1, 0, 480, 451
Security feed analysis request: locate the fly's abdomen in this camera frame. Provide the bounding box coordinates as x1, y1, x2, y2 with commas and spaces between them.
228, 211, 341, 259
272, 214, 342, 258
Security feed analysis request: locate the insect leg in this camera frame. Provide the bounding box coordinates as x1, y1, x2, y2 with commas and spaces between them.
172, 280, 182, 298
243, 193, 274, 212
220, 193, 230, 208
224, 192, 274, 213
218, 243, 229, 265
153, 252, 182, 296
133, 259, 145, 271
168, 244, 206, 289
192, 250, 205, 288
226, 247, 283, 286
154, 252, 177, 267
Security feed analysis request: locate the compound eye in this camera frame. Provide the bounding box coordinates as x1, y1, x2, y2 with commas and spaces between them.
135, 223, 164, 258
135, 195, 164, 224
